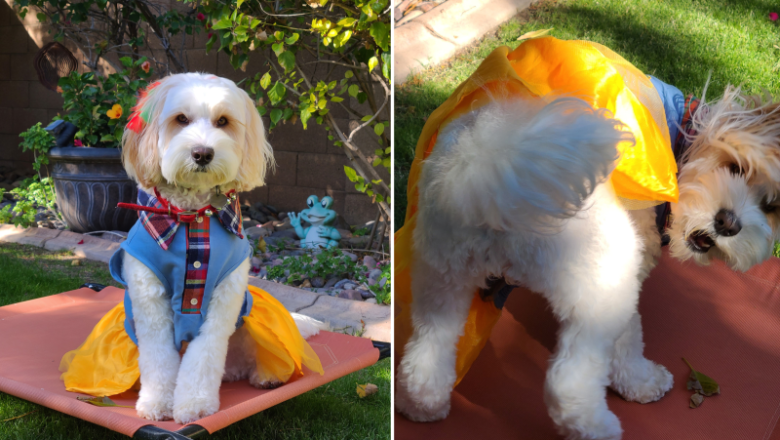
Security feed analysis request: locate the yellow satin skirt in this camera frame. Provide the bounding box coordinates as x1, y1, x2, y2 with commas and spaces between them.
60, 285, 324, 397
396, 36, 680, 387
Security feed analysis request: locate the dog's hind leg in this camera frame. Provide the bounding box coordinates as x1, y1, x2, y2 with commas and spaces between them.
609, 313, 673, 403
610, 208, 673, 404
124, 254, 180, 421
395, 258, 475, 422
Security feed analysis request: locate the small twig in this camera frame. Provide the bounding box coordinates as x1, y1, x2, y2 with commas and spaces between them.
364, 208, 381, 251
2, 410, 38, 423
256, 0, 311, 17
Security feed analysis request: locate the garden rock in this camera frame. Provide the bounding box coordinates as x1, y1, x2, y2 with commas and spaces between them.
271, 229, 298, 240
361, 290, 376, 299
274, 217, 293, 230
348, 236, 371, 247
343, 283, 357, 290
379, 277, 387, 288
324, 277, 340, 288
365, 298, 377, 304
273, 258, 284, 266
337, 228, 353, 239
342, 251, 358, 262
369, 268, 382, 280
368, 278, 377, 286
334, 279, 352, 289
243, 219, 260, 230
311, 277, 325, 288
363, 256, 377, 269
338, 290, 364, 301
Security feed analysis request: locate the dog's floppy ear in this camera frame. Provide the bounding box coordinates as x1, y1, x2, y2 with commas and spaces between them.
121, 79, 175, 188
235, 89, 275, 191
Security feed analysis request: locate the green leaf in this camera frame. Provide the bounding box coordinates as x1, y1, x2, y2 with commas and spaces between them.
272, 42, 284, 56
368, 56, 378, 72
270, 108, 283, 125
258, 105, 267, 116
381, 52, 390, 79
361, 115, 373, 122
683, 358, 720, 397
237, 0, 245, 8
348, 84, 359, 98
345, 70, 354, 79
344, 166, 359, 182
301, 107, 312, 129
374, 123, 384, 136
369, 21, 389, 51
285, 33, 300, 44
119, 57, 133, 68
268, 82, 286, 105
77, 396, 134, 408
331, 96, 344, 103
337, 17, 357, 27
282, 107, 294, 120
278, 51, 296, 72
260, 72, 271, 90
212, 18, 233, 30
333, 30, 352, 48
100, 134, 115, 142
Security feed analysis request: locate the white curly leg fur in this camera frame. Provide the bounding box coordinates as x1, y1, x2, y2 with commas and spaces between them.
124, 254, 181, 421
395, 259, 475, 422
609, 313, 673, 403
172, 258, 250, 424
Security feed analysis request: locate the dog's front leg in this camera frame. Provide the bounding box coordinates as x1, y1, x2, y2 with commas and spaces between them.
124, 254, 181, 421
172, 258, 250, 424
395, 259, 475, 422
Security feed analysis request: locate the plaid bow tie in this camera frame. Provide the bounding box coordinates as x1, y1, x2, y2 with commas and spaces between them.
118, 188, 244, 250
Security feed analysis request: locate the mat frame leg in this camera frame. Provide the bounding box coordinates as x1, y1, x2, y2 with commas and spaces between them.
133, 424, 207, 439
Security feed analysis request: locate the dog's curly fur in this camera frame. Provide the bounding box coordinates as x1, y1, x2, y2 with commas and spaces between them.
396, 88, 780, 439
122, 73, 324, 424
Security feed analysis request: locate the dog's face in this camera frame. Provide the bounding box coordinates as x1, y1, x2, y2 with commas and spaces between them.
668, 88, 780, 271
122, 73, 273, 192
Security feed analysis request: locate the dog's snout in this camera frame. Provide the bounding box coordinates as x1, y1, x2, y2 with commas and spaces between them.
191, 146, 214, 166
714, 209, 742, 237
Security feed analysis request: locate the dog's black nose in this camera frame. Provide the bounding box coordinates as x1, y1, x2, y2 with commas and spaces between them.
191, 146, 214, 166
714, 209, 741, 236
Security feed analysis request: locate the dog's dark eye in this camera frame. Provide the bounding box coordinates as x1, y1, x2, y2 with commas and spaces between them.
729, 163, 746, 176
176, 114, 189, 125
762, 197, 780, 213
217, 117, 228, 127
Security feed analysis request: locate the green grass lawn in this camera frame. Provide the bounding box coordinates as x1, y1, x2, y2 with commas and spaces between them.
0, 243, 390, 439
395, 0, 780, 230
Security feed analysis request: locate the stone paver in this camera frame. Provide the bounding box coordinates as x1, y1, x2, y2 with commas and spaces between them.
395, 0, 533, 84
0, 224, 35, 243
15, 227, 61, 247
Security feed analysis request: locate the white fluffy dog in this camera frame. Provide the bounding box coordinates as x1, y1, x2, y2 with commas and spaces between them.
395, 88, 780, 439
120, 73, 323, 424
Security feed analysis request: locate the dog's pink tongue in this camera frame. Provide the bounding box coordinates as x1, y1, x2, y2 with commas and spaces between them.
692, 232, 715, 252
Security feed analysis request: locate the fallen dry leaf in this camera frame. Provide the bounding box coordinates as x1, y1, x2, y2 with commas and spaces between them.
517, 28, 553, 41
71, 259, 81, 266
683, 358, 720, 396
76, 396, 134, 408
356, 383, 378, 398
689, 392, 704, 408
300, 279, 312, 288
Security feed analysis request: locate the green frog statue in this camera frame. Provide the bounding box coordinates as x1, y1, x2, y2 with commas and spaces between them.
288, 195, 342, 249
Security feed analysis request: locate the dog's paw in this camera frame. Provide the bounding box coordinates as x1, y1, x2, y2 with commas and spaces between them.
250, 378, 283, 389
555, 408, 622, 440
173, 395, 220, 424
610, 360, 673, 404
394, 370, 451, 422
136, 395, 174, 421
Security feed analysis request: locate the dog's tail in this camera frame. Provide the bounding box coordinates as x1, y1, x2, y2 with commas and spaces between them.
291, 313, 329, 340
422, 97, 634, 232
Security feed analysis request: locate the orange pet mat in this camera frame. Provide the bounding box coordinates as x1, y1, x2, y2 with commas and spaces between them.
395, 249, 780, 440
0, 286, 379, 437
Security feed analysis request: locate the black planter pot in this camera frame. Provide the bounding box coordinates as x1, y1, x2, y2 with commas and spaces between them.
48, 147, 138, 233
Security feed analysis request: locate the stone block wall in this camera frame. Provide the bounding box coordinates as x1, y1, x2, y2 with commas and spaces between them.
0, 0, 389, 225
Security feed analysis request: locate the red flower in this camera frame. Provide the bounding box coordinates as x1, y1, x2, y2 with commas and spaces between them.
770, 12, 778, 21
208, 32, 214, 39
140, 60, 150, 73
74, 139, 83, 147
196, 12, 206, 21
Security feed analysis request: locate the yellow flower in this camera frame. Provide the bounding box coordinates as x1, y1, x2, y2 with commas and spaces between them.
107, 104, 123, 119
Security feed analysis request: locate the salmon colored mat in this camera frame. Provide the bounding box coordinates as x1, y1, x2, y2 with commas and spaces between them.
395, 249, 780, 440
0, 287, 379, 437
